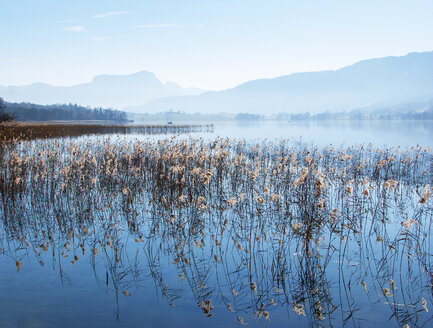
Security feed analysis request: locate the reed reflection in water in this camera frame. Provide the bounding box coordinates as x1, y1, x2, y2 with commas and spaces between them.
0, 135, 432, 327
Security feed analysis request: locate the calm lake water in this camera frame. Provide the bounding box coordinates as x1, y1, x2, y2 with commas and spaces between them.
210, 120, 433, 147
0, 120, 432, 327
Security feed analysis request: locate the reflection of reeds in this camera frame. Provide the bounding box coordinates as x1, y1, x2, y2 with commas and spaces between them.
0, 136, 432, 326
0, 122, 214, 141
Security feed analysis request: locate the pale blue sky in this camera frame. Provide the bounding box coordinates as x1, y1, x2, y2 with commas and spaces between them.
1, 0, 432, 90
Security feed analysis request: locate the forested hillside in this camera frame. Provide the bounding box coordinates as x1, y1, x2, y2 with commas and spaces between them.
2, 100, 128, 122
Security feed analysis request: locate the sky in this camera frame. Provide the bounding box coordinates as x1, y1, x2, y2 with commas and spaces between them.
1, 0, 432, 91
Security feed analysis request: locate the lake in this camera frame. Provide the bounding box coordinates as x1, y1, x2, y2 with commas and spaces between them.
0, 120, 432, 327
211, 120, 433, 147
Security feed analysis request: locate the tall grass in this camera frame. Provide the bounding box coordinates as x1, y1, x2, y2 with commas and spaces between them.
0, 136, 432, 326
0, 122, 214, 141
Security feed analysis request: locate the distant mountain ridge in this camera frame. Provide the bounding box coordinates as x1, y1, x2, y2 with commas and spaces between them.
131, 51, 433, 114
1, 51, 432, 114
0, 71, 204, 108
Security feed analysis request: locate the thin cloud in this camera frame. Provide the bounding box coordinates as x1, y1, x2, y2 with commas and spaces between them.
92, 11, 128, 19
62, 26, 86, 32
53, 11, 128, 24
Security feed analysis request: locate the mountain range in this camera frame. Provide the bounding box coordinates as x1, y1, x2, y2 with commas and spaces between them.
132, 51, 433, 114
0, 71, 204, 108
1, 51, 433, 114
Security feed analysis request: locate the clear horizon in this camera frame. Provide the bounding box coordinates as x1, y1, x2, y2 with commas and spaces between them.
1, 0, 433, 91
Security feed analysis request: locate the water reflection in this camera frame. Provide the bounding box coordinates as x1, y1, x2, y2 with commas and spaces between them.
0, 136, 432, 327
213, 120, 433, 147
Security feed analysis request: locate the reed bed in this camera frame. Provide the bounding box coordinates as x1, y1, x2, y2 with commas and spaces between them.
0, 135, 432, 327
0, 122, 214, 141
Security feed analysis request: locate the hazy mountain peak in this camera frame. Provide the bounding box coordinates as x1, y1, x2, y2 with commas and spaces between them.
91, 70, 159, 83
1, 51, 432, 112
164, 81, 205, 96
0, 70, 205, 108
134, 51, 433, 114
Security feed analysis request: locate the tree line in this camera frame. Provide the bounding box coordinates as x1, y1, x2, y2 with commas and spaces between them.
0, 97, 13, 122
276, 106, 433, 121
0, 98, 129, 122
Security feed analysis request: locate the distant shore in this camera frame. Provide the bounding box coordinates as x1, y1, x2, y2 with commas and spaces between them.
0, 122, 214, 141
